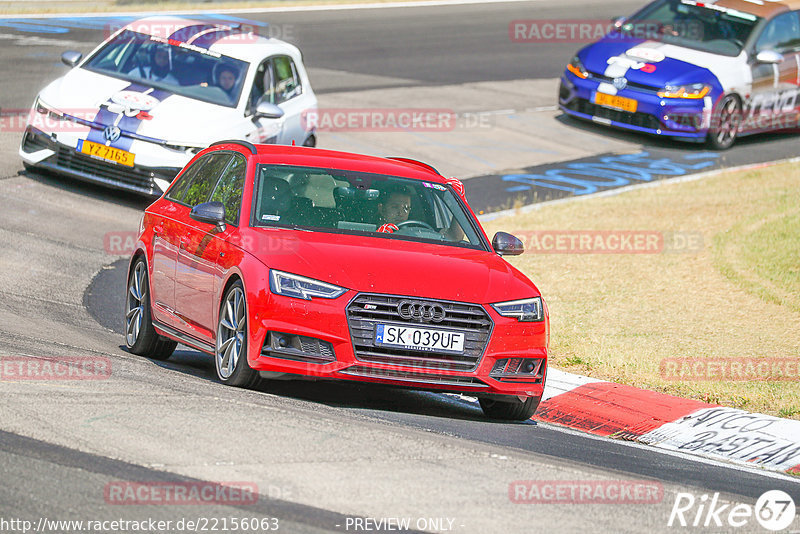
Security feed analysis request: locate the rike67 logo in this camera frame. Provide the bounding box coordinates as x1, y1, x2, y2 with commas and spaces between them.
669, 490, 796, 531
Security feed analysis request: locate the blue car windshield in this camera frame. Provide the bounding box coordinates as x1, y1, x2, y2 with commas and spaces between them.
83, 30, 248, 108
253, 165, 485, 249
614, 0, 761, 56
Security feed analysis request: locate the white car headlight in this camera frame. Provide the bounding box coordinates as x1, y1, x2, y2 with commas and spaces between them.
34, 96, 62, 119
269, 269, 347, 300
491, 297, 544, 322
163, 142, 206, 154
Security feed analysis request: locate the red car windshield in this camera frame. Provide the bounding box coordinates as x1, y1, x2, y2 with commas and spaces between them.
253, 165, 485, 248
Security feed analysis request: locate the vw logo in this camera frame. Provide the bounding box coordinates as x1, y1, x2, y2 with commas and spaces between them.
613, 77, 628, 91
397, 300, 446, 323
103, 125, 121, 143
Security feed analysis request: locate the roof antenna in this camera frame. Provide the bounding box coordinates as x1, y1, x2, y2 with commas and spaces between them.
292, 139, 296, 146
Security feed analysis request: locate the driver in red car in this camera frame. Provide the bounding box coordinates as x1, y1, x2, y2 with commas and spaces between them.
376, 185, 412, 233
377, 185, 464, 241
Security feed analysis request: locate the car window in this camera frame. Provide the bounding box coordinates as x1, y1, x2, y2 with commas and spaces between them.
166, 155, 210, 202
209, 154, 247, 225
249, 59, 274, 110
90, 34, 136, 70
249, 56, 301, 110
273, 56, 302, 104
181, 153, 233, 207
756, 11, 800, 53
253, 165, 483, 249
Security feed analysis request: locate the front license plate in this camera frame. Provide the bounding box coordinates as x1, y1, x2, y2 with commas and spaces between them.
375, 324, 465, 353
594, 92, 638, 113
77, 139, 134, 167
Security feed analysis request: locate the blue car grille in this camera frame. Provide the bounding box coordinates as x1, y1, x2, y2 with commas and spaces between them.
565, 98, 663, 130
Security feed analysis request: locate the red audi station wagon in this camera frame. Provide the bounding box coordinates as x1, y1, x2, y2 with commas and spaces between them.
125, 141, 548, 420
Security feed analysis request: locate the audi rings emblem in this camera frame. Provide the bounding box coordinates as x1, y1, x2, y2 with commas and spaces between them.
103, 125, 122, 143
397, 300, 446, 323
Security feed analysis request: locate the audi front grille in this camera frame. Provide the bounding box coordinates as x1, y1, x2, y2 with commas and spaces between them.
345, 293, 493, 371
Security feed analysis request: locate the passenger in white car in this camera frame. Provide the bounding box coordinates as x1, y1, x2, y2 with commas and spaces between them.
213, 63, 240, 101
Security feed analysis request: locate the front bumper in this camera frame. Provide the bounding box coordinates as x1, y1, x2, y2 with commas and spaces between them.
20, 125, 182, 196
558, 71, 711, 141
247, 291, 548, 399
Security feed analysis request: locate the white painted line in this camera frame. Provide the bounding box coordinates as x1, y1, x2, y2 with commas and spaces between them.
478, 155, 800, 222
523, 105, 558, 112
475, 109, 517, 116
2, 0, 543, 19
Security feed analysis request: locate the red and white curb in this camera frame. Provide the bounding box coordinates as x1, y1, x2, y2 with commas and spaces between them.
537, 369, 800, 476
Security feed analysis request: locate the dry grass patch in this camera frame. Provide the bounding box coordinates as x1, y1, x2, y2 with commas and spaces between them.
482, 161, 800, 418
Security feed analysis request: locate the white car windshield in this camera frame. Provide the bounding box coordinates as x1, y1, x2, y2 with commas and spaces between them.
253, 165, 485, 249
616, 0, 761, 56
83, 30, 248, 108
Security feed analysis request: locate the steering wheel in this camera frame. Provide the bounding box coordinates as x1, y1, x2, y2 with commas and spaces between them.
397, 220, 435, 231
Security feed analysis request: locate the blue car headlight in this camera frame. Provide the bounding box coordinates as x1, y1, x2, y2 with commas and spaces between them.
269, 269, 347, 300
566, 56, 589, 79
490, 297, 544, 322
657, 83, 711, 99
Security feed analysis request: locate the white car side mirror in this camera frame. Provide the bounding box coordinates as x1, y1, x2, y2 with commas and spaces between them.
255, 101, 285, 119
755, 50, 784, 64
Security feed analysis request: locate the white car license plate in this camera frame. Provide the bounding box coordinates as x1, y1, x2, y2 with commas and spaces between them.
375, 324, 465, 353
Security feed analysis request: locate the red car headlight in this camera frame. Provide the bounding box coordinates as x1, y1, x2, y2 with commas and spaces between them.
490, 297, 544, 322
269, 269, 347, 300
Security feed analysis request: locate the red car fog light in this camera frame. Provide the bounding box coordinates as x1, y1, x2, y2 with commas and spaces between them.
490, 358, 544, 383
262, 332, 336, 364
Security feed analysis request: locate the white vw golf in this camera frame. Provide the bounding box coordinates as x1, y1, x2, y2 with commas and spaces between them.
20, 16, 318, 196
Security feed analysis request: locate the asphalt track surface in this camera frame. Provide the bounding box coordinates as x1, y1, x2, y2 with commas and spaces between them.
2, 2, 800, 533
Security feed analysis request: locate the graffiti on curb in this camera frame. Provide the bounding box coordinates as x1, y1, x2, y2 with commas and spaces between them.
502, 151, 719, 196
639, 407, 800, 472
